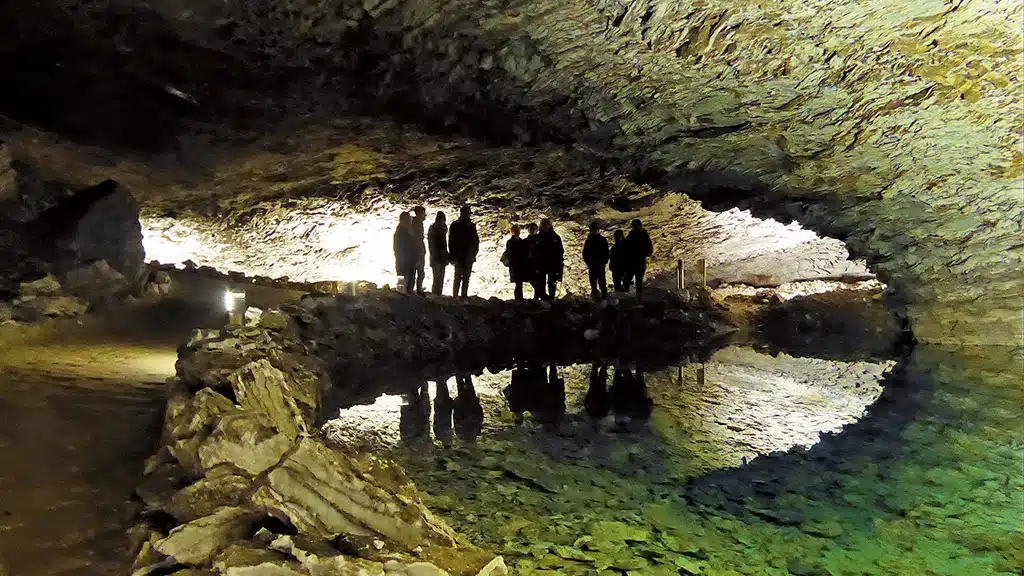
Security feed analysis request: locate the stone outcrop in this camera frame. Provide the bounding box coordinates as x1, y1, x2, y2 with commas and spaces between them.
52, 0, 1013, 345
33, 179, 145, 283
133, 309, 510, 576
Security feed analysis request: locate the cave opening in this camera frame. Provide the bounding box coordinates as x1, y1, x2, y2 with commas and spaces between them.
0, 1, 1020, 575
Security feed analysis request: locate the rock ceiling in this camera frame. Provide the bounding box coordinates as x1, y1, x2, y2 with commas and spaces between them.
1, 0, 1021, 344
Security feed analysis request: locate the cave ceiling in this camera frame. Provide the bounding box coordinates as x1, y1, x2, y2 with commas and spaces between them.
1, 0, 1021, 345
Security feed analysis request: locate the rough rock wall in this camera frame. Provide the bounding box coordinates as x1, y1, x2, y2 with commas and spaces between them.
111, 0, 1022, 345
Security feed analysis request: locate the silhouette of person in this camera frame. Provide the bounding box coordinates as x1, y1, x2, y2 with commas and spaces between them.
411, 206, 428, 295
610, 365, 653, 424
584, 364, 611, 419
400, 381, 430, 443
427, 211, 449, 295
448, 206, 480, 298
453, 374, 484, 441
536, 364, 567, 428
433, 377, 455, 446
393, 212, 417, 294
609, 229, 627, 293
582, 221, 610, 299
504, 224, 531, 301
534, 218, 564, 300
525, 223, 544, 299
623, 219, 654, 298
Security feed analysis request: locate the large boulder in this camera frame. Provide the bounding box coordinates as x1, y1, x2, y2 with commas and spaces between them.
229, 359, 315, 439
251, 437, 457, 549
31, 179, 145, 284
197, 412, 293, 477
61, 259, 130, 306
154, 507, 262, 566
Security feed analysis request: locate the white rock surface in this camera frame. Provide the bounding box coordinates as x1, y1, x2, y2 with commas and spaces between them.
229, 359, 309, 439
154, 507, 260, 565
198, 412, 293, 476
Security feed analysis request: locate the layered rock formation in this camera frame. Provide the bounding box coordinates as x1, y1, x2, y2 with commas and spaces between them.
44, 0, 1016, 344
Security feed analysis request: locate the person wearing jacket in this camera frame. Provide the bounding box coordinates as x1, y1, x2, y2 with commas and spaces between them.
393, 212, 417, 294
534, 218, 564, 300
582, 221, 610, 299
447, 206, 480, 298
427, 211, 449, 295
609, 229, 628, 292
525, 222, 543, 299
410, 206, 428, 295
623, 219, 654, 298
504, 224, 531, 301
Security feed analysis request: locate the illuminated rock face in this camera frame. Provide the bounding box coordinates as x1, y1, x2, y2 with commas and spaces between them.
100, 0, 1020, 345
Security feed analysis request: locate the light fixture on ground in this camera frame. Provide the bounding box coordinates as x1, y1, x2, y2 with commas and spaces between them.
224, 290, 246, 325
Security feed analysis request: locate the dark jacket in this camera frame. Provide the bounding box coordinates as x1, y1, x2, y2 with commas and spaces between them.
411, 215, 427, 266
448, 218, 480, 266
505, 236, 531, 282
428, 222, 449, 267
582, 233, 610, 269
609, 240, 627, 273
534, 229, 564, 277
393, 224, 417, 273
624, 229, 654, 267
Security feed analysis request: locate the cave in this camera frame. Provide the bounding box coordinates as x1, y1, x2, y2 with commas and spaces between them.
0, 1, 1020, 575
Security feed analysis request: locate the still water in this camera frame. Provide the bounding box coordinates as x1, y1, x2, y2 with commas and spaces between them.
323, 346, 894, 575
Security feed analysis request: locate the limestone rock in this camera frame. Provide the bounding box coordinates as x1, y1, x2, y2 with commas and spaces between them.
198, 412, 293, 477
168, 474, 253, 523
258, 310, 292, 331
61, 259, 129, 304
18, 274, 61, 296
251, 437, 455, 549
154, 507, 261, 566
213, 543, 291, 571
34, 179, 145, 283
165, 387, 239, 475
0, 303, 13, 324
229, 359, 311, 439
13, 294, 88, 319
220, 562, 306, 576
269, 534, 387, 575
0, 143, 15, 202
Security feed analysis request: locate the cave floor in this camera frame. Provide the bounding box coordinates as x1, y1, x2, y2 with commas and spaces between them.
0, 300, 222, 576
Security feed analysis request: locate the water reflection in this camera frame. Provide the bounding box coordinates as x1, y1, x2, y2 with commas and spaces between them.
325, 347, 893, 476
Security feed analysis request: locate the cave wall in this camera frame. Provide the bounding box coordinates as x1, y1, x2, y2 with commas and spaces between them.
94, 0, 1021, 345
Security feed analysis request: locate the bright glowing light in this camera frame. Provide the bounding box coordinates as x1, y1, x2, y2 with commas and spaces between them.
223, 290, 245, 312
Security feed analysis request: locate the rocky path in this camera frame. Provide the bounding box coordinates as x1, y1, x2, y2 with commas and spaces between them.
0, 299, 223, 576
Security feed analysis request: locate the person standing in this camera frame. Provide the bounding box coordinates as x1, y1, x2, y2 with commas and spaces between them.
534, 218, 564, 300
582, 221, 610, 299
448, 206, 480, 298
410, 206, 428, 295
504, 224, 531, 301
526, 222, 543, 299
427, 211, 449, 295
609, 229, 628, 292
393, 212, 417, 294
623, 219, 654, 298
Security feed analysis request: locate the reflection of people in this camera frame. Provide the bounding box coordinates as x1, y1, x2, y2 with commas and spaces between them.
539, 364, 566, 427
448, 206, 480, 298
393, 212, 417, 294
433, 378, 454, 446
400, 381, 430, 442
610, 365, 653, 422
584, 364, 611, 419
453, 374, 484, 441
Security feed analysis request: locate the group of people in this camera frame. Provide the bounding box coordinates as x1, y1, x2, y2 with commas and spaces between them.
394, 206, 480, 297
503, 217, 655, 300
394, 205, 655, 300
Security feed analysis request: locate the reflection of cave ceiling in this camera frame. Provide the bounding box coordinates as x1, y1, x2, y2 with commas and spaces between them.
1, 0, 1021, 344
